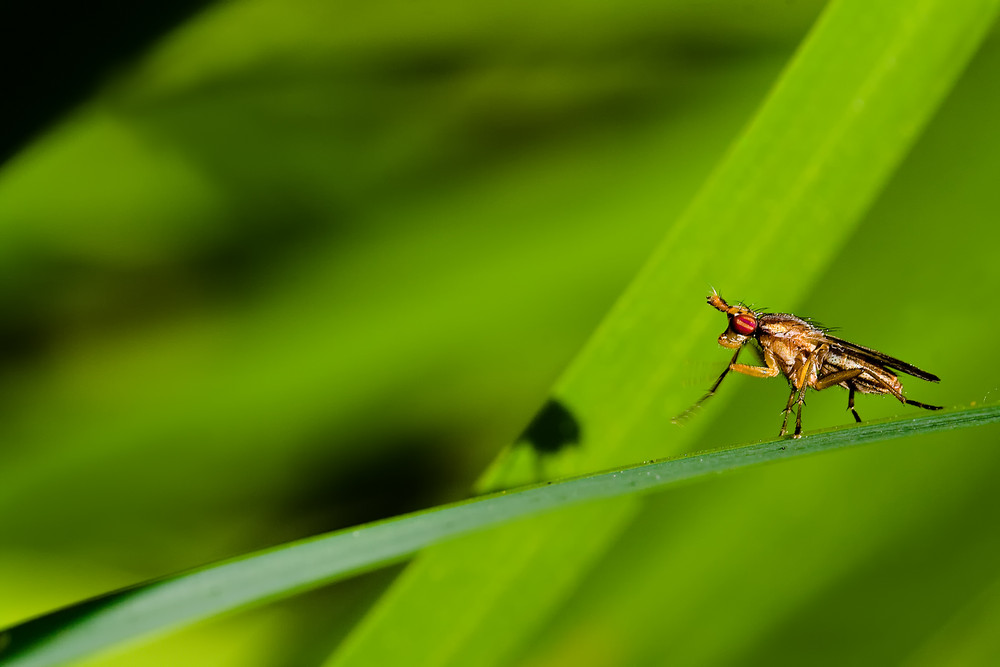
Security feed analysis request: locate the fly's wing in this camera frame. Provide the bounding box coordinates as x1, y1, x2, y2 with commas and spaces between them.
824, 334, 940, 382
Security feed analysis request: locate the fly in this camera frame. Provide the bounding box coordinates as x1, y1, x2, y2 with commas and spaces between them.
676, 290, 942, 438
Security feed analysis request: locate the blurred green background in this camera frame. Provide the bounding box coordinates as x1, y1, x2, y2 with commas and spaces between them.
1, 0, 999, 665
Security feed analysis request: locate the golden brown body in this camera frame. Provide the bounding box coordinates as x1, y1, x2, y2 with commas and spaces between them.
677, 292, 941, 438
755, 315, 906, 400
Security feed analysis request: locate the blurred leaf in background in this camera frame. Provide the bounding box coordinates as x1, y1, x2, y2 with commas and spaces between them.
1, 0, 999, 665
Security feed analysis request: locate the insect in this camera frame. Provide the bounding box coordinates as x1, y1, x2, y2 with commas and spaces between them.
676, 291, 942, 438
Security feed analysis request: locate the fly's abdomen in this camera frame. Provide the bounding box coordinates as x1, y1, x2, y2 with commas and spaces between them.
824, 351, 903, 397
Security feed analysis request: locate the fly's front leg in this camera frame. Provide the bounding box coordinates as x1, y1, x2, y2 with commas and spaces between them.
673, 348, 743, 423
728, 347, 781, 380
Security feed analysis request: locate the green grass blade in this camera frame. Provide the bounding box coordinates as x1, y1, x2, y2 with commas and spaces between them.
328, 1, 1000, 665
1, 406, 997, 667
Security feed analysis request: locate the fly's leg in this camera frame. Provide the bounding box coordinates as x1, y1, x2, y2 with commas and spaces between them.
778, 381, 809, 438
787, 348, 819, 438
672, 348, 742, 423
813, 368, 863, 390
903, 398, 943, 411
812, 368, 864, 424
729, 347, 782, 380
793, 383, 808, 438
784, 345, 853, 438
677, 347, 782, 424
848, 385, 861, 422
779, 387, 797, 437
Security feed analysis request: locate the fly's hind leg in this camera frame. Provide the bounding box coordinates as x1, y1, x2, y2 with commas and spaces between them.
847, 385, 861, 423
812, 368, 864, 425
903, 398, 943, 411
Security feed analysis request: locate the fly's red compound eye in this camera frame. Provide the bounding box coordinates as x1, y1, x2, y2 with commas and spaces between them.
732, 313, 757, 336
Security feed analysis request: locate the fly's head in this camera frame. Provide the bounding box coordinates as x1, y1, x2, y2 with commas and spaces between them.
707, 290, 759, 349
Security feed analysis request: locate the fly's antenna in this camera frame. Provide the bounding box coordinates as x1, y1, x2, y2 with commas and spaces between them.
707, 290, 728, 312
707, 290, 739, 315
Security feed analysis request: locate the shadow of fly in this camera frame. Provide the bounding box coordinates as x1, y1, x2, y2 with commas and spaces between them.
675, 291, 942, 438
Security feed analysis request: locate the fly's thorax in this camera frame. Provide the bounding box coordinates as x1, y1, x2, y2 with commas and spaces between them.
756, 316, 827, 383
756, 331, 797, 378
757, 313, 817, 336
758, 317, 826, 348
